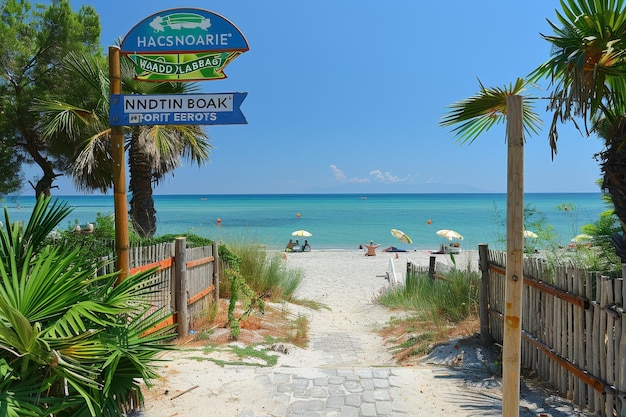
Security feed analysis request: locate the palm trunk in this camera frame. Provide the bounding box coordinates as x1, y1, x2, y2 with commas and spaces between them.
600, 120, 626, 259
128, 135, 156, 238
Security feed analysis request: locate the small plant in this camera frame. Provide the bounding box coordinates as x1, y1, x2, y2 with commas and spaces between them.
288, 315, 309, 347
219, 244, 265, 340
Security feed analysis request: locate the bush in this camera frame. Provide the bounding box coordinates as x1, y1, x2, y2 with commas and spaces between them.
0, 197, 175, 416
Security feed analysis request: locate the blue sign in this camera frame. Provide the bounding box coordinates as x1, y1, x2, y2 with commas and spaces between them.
109, 92, 247, 126
120, 8, 249, 54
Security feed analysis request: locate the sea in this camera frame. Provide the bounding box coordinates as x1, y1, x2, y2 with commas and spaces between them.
0, 193, 609, 252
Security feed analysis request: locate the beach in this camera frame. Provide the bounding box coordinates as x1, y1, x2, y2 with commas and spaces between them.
132, 249, 591, 417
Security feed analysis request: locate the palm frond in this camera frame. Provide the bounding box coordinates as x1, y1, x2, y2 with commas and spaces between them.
440, 78, 542, 144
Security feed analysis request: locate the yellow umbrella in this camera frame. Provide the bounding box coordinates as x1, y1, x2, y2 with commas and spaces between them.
436, 229, 463, 240
291, 229, 312, 237
391, 229, 412, 244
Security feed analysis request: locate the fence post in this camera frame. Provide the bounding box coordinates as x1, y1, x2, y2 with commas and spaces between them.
618, 267, 626, 417
212, 241, 220, 302
478, 244, 492, 346
502, 94, 525, 417
428, 256, 436, 279
174, 237, 188, 338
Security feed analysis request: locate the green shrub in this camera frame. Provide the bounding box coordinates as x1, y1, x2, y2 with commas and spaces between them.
0, 196, 175, 416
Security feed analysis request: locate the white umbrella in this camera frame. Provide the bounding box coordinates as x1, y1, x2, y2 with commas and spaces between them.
391, 229, 412, 244
523, 230, 538, 238
436, 229, 463, 240
571, 233, 593, 243
291, 229, 312, 237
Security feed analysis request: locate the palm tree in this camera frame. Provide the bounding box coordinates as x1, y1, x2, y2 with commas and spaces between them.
529, 0, 626, 247
0, 196, 175, 415
34, 52, 212, 237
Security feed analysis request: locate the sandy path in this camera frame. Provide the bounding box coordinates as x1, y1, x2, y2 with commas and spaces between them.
132, 250, 591, 417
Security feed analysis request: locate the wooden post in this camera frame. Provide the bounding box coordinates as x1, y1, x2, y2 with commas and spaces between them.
478, 244, 492, 346
618, 265, 626, 417
428, 256, 436, 279
502, 95, 525, 416
175, 237, 188, 337
109, 46, 129, 284
212, 241, 220, 302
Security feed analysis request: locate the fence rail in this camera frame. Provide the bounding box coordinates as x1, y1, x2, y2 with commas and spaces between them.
478, 244, 625, 416
102, 237, 220, 338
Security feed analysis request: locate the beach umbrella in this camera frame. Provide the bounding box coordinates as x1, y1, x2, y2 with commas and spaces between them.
391, 229, 412, 244
292, 229, 312, 237
571, 234, 593, 243
523, 230, 538, 238
436, 229, 463, 240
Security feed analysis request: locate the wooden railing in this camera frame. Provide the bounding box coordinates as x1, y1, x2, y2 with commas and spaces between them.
478, 244, 625, 416
104, 237, 220, 338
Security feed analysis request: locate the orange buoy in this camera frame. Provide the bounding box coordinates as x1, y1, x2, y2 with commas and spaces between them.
564, 207, 569, 211
217, 218, 221, 224
297, 213, 301, 218
427, 219, 432, 224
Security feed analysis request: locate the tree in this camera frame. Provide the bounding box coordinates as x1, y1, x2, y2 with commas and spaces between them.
0, 140, 22, 195
0, 0, 101, 197
529, 0, 626, 252
35, 53, 212, 237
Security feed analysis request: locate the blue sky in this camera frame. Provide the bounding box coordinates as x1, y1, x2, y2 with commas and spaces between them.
30, 1, 603, 195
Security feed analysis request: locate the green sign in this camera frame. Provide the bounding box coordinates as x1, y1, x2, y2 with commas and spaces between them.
120, 8, 248, 82
126, 51, 242, 81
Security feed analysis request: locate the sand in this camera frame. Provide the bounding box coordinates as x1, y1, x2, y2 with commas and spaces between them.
130, 249, 592, 417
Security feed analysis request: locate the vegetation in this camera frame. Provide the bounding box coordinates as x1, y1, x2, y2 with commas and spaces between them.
377, 269, 480, 323
0, 0, 101, 197
34, 52, 212, 237
375, 268, 480, 359
0, 142, 22, 196
216, 241, 304, 340
226, 241, 303, 301
442, 0, 626, 262
0, 196, 175, 416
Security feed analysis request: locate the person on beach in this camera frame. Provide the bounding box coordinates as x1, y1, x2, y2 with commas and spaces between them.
285, 239, 295, 252
303, 240, 311, 252
364, 240, 380, 256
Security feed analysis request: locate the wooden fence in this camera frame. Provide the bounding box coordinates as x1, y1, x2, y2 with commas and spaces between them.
477, 244, 625, 416
102, 237, 220, 338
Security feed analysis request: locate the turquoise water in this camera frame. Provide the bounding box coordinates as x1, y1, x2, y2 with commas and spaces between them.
1, 193, 607, 251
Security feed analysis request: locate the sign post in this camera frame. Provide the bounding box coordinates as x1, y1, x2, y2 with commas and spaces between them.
109, 46, 130, 283
110, 8, 248, 283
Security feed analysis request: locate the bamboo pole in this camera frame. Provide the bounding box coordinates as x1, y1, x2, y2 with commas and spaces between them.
502, 95, 524, 417
109, 46, 129, 284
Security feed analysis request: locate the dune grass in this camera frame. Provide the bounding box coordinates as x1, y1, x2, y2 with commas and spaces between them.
225, 241, 303, 302
378, 268, 480, 323
375, 268, 481, 359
